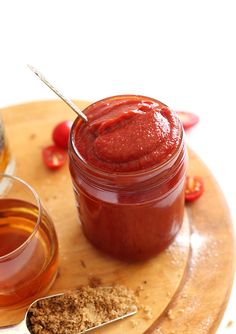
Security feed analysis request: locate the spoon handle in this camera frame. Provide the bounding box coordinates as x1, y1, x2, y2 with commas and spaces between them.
27, 65, 88, 122
0, 321, 29, 334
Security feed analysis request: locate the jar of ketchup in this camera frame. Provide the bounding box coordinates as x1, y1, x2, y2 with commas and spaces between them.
69, 95, 187, 261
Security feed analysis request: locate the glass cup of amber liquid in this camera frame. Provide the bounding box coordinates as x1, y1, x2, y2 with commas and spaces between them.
0, 174, 59, 313
0, 116, 15, 176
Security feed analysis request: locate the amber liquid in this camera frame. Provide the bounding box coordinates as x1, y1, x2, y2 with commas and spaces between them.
0, 199, 58, 309
0, 142, 10, 174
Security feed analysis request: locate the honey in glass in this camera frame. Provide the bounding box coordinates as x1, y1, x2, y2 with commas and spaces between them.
0, 175, 58, 317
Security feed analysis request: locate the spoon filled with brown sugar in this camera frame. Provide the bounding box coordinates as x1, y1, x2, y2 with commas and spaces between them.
0, 285, 137, 334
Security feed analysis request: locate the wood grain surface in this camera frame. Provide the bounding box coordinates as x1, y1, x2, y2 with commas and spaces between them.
0, 100, 234, 333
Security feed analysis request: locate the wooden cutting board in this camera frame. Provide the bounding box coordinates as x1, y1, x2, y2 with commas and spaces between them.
0, 100, 234, 333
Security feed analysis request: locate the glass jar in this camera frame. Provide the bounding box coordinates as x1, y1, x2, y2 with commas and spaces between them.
69, 95, 187, 261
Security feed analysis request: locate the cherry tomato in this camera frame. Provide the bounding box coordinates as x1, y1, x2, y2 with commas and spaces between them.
42, 145, 67, 170
185, 175, 204, 202
176, 111, 199, 130
52, 120, 73, 149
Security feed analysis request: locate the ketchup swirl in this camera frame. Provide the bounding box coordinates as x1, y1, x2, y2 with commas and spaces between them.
74, 96, 181, 172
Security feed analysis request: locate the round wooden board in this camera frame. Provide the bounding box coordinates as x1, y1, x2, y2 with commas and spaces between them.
0, 100, 234, 333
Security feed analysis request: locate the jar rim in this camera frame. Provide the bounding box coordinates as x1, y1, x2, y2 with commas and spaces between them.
69, 95, 184, 179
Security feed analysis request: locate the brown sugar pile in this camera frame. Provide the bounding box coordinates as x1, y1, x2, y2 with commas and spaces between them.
27, 285, 137, 334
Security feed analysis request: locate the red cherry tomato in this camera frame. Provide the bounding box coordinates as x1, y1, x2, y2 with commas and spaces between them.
52, 120, 73, 149
42, 145, 67, 170
176, 111, 199, 130
185, 175, 204, 202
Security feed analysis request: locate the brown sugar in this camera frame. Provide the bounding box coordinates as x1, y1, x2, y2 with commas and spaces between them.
142, 305, 153, 320
27, 285, 137, 334
88, 276, 102, 288
167, 309, 175, 320
226, 320, 233, 327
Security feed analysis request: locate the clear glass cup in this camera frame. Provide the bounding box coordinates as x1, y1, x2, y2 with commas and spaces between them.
0, 115, 15, 176
0, 174, 59, 312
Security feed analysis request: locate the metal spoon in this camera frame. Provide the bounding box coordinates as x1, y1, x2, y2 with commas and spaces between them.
0, 292, 137, 334
27, 65, 88, 122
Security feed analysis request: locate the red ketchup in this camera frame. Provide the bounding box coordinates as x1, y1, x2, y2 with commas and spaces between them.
69, 95, 187, 261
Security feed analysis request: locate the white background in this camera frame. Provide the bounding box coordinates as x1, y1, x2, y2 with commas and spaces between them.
0, 1, 235, 332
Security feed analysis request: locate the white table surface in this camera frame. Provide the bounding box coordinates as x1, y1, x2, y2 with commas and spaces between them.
0, 1, 235, 332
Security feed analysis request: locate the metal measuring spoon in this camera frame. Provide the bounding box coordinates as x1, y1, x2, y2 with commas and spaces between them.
27, 65, 88, 122
0, 292, 137, 334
